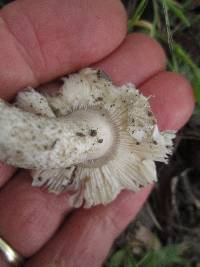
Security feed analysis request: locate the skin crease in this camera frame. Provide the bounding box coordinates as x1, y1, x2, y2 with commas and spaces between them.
0, 0, 195, 266
0, 0, 127, 99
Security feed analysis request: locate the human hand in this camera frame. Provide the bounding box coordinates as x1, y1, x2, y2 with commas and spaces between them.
0, 0, 194, 266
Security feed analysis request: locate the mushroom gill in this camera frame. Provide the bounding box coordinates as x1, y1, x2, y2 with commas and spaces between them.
0, 68, 176, 208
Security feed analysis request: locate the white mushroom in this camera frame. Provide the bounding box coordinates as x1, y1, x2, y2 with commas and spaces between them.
0, 68, 176, 207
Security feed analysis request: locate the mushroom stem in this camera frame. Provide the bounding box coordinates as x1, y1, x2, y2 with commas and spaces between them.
0, 99, 115, 169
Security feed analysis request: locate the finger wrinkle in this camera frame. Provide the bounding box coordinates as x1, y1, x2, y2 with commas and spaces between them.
0, 0, 127, 100
0, 16, 37, 99
1, 5, 45, 85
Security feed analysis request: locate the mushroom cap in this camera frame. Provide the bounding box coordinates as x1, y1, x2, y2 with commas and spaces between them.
16, 68, 176, 208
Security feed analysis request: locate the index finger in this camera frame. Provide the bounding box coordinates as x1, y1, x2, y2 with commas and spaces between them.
0, 0, 127, 99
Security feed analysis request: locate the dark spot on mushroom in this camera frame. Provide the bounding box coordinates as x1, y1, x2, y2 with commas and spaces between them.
76, 132, 85, 137
147, 111, 152, 117
132, 119, 135, 123
51, 139, 59, 149
96, 97, 103, 101
71, 166, 78, 180
52, 108, 60, 116
38, 177, 42, 182
136, 142, 140, 145
54, 91, 62, 97
97, 69, 101, 79
96, 69, 111, 81
98, 139, 103, 143
65, 166, 71, 170
93, 80, 97, 83
153, 140, 158, 145
90, 129, 97, 137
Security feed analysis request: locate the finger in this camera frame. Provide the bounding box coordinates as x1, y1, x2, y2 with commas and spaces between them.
0, 0, 127, 100
94, 33, 166, 86
26, 187, 153, 267
25, 75, 194, 267
0, 0, 127, 187
0, 171, 72, 257
140, 71, 195, 130
0, 33, 169, 258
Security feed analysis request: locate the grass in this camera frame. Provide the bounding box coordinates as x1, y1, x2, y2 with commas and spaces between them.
106, 244, 191, 267
128, 0, 200, 105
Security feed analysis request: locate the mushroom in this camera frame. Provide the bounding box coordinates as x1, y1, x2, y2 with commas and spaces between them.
0, 68, 176, 207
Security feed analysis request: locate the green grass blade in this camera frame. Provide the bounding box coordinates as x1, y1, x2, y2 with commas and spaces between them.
155, 32, 200, 105
172, 43, 200, 104
165, 0, 191, 26
137, 244, 186, 267
106, 249, 126, 267
128, 0, 148, 32
124, 255, 137, 267
125, 246, 138, 267
162, 0, 174, 52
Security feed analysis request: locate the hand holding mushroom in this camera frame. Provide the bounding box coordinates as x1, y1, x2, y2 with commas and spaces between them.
0, 1, 194, 267
0, 68, 176, 207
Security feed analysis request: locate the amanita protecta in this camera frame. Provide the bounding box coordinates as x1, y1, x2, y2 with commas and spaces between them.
0, 68, 175, 207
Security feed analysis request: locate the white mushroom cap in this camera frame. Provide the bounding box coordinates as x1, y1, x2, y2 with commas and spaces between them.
0, 68, 176, 208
